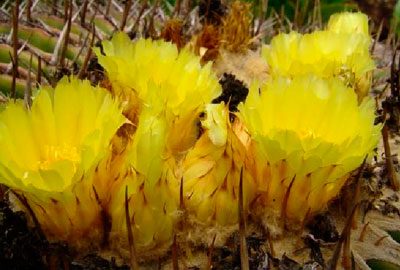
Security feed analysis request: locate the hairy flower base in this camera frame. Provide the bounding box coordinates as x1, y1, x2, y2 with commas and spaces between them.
183, 104, 257, 226
249, 146, 350, 222
102, 105, 181, 256
239, 75, 381, 223
0, 77, 126, 246
109, 171, 180, 257
13, 180, 103, 247
92, 123, 135, 208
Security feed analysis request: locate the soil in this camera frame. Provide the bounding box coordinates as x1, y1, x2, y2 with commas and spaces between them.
0, 198, 130, 270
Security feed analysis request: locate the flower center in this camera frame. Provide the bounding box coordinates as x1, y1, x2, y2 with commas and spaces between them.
298, 129, 316, 139
39, 145, 80, 170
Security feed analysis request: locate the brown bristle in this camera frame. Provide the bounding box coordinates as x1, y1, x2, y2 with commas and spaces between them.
196, 24, 220, 52
220, 0, 252, 52
125, 186, 139, 270
160, 19, 184, 49
195, 24, 221, 63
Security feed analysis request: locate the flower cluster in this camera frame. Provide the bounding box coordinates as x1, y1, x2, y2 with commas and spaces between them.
0, 12, 380, 261
263, 12, 374, 100
238, 75, 380, 222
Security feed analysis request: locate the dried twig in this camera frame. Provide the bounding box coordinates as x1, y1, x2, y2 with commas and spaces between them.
24, 54, 33, 109
63, 0, 68, 24
371, 20, 384, 54
174, 0, 181, 17
37, 55, 41, 85
382, 115, 399, 191
293, 0, 300, 28
0, 8, 10, 18
297, 208, 311, 246
59, 0, 72, 67
1, 0, 10, 10
7, 35, 32, 74
205, 0, 211, 21
239, 168, 250, 270
329, 157, 366, 270
328, 159, 369, 270
205, 234, 217, 270
11, 0, 19, 99
149, 0, 160, 39
341, 159, 367, 269
77, 24, 95, 79
266, 229, 275, 258
281, 175, 296, 230
92, 186, 111, 248
120, 0, 133, 31
51, 2, 84, 65
111, 0, 123, 13
125, 186, 139, 270
95, 4, 119, 31
72, 31, 90, 65
374, 235, 389, 246
358, 222, 369, 242
52, 0, 57, 15
129, 0, 149, 35
83, 1, 105, 41
172, 235, 179, 270
350, 156, 367, 230
329, 205, 358, 270
26, 0, 32, 22
12, 191, 45, 240
105, 0, 112, 17
180, 177, 184, 211
80, 0, 89, 26
255, 0, 268, 35
9, 53, 17, 99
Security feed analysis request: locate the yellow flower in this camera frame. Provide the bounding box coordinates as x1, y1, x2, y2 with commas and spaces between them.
328, 12, 369, 36
0, 77, 126, 247
238, 75, 381, 223
108, 105, 180, 257
95, 32, 221, 155
182, 103, 257, 228
95, 32, 222, 257
263, 12, 374, 100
